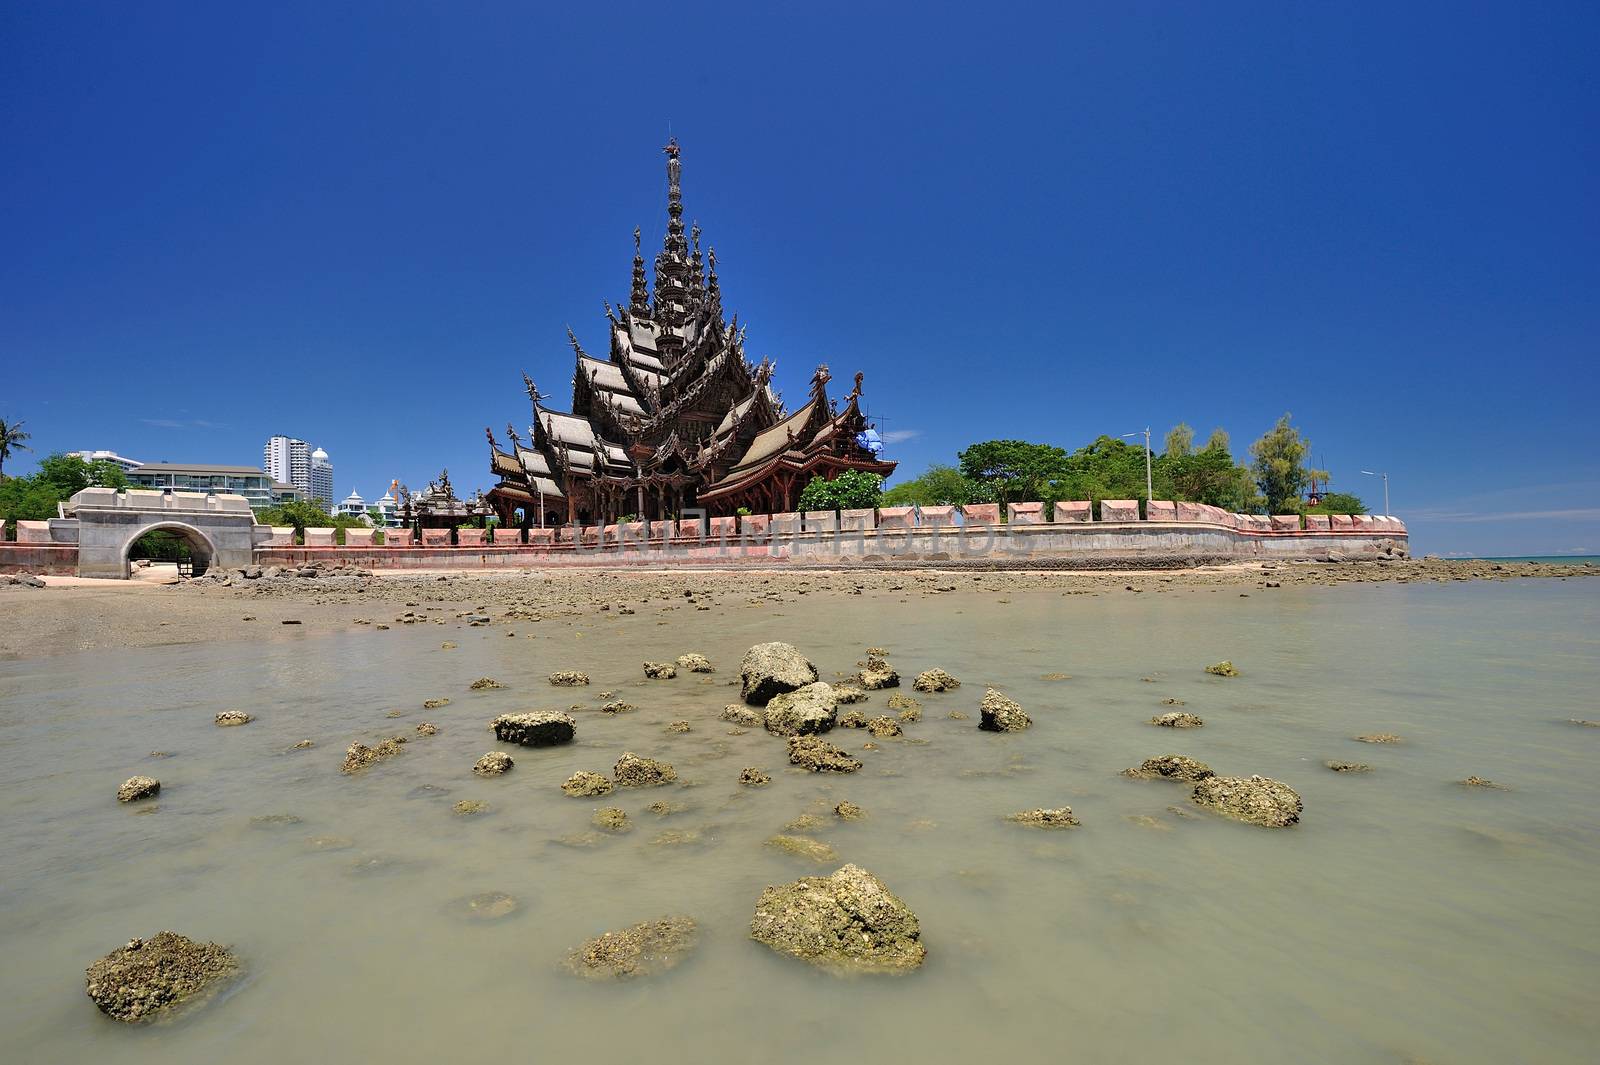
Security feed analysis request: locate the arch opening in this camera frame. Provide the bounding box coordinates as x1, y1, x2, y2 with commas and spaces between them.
123, 522, 217, 578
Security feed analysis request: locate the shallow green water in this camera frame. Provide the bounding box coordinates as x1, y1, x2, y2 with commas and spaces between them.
1, 578, 1597, 1063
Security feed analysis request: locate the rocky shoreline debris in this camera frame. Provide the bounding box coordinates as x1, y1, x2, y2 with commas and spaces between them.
85, 932, 238, 1022
750, 864, 924, 974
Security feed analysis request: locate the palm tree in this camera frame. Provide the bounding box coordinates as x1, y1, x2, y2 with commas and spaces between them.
0, 418, 31, 480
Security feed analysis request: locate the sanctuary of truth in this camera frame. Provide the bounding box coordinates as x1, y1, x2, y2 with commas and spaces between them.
484, 140, 896, 527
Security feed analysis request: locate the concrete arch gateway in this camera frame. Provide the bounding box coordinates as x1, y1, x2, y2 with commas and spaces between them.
70, 489, 262, 579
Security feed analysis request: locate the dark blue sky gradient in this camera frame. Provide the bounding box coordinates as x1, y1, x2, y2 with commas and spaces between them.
3, 2, 1596, 554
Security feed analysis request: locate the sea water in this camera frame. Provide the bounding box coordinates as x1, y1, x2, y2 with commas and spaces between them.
0, 578, 1596, 1064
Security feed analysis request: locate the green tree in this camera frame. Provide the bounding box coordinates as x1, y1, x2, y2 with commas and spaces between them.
1249, 413, 1327, 513
958, 440, 1071, 506
880, 464, 976, 507
1163, 423, 1194, 458
1205, 427, 1230, 452
797, 470, 883, 512
0, 418, 30, 479
1304, 491, 1367, 515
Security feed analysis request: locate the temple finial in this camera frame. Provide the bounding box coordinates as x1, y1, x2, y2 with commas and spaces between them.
629, 227, 648, 314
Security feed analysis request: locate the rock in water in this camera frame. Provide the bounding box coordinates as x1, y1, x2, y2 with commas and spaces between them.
1122, 755, 1214, 783
473, 752, 514, 776
763, 682, 839, 736
740, 767, 772, 787
1191, 774, 1302, 827
593, 807, 630, 831
117, 776, 160, 803
865, 716, 902, 738
978, 689, 1031, 732
561, 771, 613, 797
720, 703, 762, 727
613, 752, 677, 787
834, 801, 866, 821
857, 657, 900, 690
750, 864, 925, 974
565, 916, 698, 980
1151, 711, 1204, 728
1204, 661, 1241, 677
214, 710, 252, 727
912, 668, 960, 693
676, 652, 716, 673
1325, 761, 1371, 773
1006, 807, 1079, 828
787, 735, 863, 773
84, 932, 238, 1022
765, 835, 838, 862
548, 670, 590, 686
469, 677, 504, 690
643, 661, 678, 679
341, 737, 406, 773
740, 642, 819, 706
886, 692, 920, 713
491, 711, 576, 747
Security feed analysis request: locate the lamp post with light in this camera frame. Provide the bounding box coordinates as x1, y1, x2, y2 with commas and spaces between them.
1360, 470, 1390, 516
1122, 428, 1153, 505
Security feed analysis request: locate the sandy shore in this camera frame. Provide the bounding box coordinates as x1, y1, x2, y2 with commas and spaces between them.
1, 557, 1592, 661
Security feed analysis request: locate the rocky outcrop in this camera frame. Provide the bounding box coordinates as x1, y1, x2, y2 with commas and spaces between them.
763, 682, 838, 737
739, 767, 771, 787
912, 668, 960, 693
214, 711, 252, 727
117, 776, 160, 803
643, 661, 678, 679
740, 642, 820, 706
453, 799, 490, 816
1122, 755, 1214, 783
886, 693, 920, 713
491, 711, 576, 747
614, 752, 677, 787
665, 720, 691, 733
834, 685, 869, 704
415, 722, 438, 736
84, 932, 239, 1022
549, 671, 590, 686
423, 698, 450, 709
720, 703, 762, 728
1192, 774, 1302, 827
469, 677, 504, 690
834, 801, 865, 821
593, 807, 630, 830
600, 700, 637, 715
838, 710, 867, 729
341, 737, 406, 773
473, 751, 514, 776
978, 689, 1031, 732
565, 916, 698, 980
1151, 711, 1204, 728
1204, 661, 1240, 677
676, 653, 716, 673
865, 716, 902, 738
765, 835, 838, 862
856, 657, 900, 690
1354, 733, 1403, 744
749, 864, 925, 974
1325, 761, 1371, 773
1006, 807, 1079, 828
787, 735, 862, 773
562, 771, 613, 797
1459, 776, 1508, 790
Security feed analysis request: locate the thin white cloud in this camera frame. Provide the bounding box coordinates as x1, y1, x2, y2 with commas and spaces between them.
882, 429, 921, 444
139, 417, 228, 430
1410, 508, 1600, 523
140, 418, 185, 429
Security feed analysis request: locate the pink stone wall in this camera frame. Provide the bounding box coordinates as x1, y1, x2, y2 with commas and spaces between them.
676, 518, 704, 540
1100, 500, 1139, 522
877, 506, 915, 530
803, 512, 839, 533
344, 527, 376, 547
1054, 500, 1091, 523
457, 529, 486, 547
707, 516, 737, 539
421, 529, 451, 546
303, 528, 335, 547
15, 521, 51, 544
961, 503, 1000, 526
1147, 500, 1178, 522
839, 508, 875, 532
1271, 514, 1302, 532
919, 505, 956, 528
770, 512, 801, 535
529, 528, 555, 545
1008, 502, 1044, 524
741, 513, 771, 537
0, 542, 77, 574
1303, 515, 1331, 531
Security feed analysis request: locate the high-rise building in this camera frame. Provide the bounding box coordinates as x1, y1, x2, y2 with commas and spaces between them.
309, 447, 334, 509
263, 436, 311, 495
66, 450, 144, 473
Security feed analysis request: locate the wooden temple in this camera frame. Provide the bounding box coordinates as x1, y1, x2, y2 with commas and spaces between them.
486, 140, 895, 527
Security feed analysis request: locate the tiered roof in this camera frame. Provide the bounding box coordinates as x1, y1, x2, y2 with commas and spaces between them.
486, 141, 893, 522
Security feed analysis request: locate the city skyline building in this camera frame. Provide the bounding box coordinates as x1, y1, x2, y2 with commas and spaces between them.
309, 447, 334, 508
65, 450, 144, 473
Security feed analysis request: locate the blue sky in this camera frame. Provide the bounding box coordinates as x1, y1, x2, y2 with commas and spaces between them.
3, 2, 1596, 555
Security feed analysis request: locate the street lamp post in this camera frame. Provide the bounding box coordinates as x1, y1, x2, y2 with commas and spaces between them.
1122, 427, 1153, 504
1360, 470, 1390, 515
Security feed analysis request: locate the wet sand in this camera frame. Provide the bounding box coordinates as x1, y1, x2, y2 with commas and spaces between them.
2, 557, 1593, 661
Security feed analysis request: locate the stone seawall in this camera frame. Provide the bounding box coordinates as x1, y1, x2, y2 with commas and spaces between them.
256, 517, 1407, 571
0, 543, 79, 575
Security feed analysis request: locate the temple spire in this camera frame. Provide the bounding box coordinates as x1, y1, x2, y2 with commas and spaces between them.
653, 139, 691, 329
629, 227, 648, 314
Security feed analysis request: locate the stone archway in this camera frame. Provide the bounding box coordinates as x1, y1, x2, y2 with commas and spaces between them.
121, 521, 218, 579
